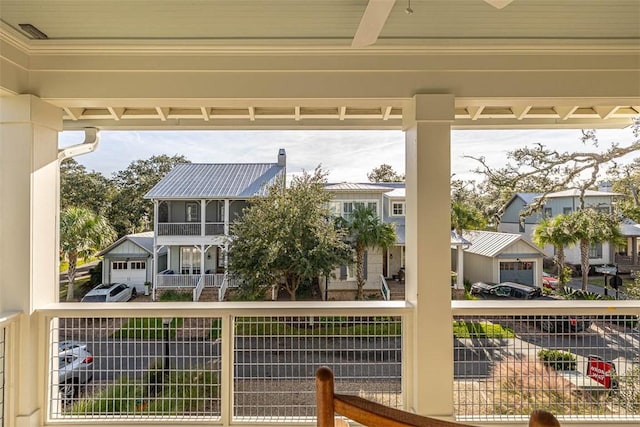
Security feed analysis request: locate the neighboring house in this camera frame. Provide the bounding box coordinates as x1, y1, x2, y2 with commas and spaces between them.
323, 182, 405, 299
144, 149, 286, 300
97, 231, 166, 293
460, 230, 546, 287
498, 189, 622, 266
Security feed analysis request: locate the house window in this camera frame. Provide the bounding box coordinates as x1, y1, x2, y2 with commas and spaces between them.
543, 207, 552, 217
186, 202, 199, 222
596, 206, 610, 214
342, 201, 378, 218
391, 202, 405, 216
563, 207, 572, 215
343, 202, 353, 216
112, 261, 127, 270
589, 243, 603, 259
130, 261, 146, 270
328, 201, 341, 217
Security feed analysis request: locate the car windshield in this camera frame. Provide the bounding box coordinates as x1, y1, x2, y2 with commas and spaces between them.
81, 294, 107, 302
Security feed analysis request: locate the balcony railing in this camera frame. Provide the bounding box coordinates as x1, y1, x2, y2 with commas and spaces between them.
0, 312, 19, 427
157, 222, 226, 236
4, 302, 639, 426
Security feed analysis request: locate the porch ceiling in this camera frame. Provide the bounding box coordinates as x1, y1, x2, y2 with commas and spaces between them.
0, 0, 638, 130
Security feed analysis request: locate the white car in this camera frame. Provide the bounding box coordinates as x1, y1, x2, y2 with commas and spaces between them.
58, 341, 93, 400
81, 283, 137, 302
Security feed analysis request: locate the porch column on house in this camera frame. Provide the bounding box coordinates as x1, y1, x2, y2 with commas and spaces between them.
153, 200, 159, 300
201, 199, 206, 236
456, 245, 465, 290
0, 94, 63, 426
404, 94, 454, 417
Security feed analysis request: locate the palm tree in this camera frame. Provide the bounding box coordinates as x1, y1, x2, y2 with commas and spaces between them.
532, 214, 577, 284
343, 205, 396, 300
568, 208, 623, 291
60, 207, 116, 301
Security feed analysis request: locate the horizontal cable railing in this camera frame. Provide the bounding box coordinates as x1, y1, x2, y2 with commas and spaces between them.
157, 223, 201, 236
452, 301, 640, 423
41, 303, 409, 424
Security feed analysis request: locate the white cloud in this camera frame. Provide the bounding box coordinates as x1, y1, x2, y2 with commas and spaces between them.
60, 127, 637, 183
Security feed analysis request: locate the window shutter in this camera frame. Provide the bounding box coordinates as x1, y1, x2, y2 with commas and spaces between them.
340, 265, 347, 280
363, 251, 368, 280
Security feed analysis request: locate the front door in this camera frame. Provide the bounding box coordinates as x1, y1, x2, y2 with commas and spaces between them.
180, 247, 201, 274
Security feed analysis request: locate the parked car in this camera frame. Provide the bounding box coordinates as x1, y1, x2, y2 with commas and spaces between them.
81, 283, 137, 302
471, 281, 541, 300
471, 281, 591, 333
542, 272, 560, 289
58, 341, 93, 400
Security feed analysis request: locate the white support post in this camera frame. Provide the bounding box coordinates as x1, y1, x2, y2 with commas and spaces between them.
457, 246, 465, 290
0, 94, 63, 427
224, 199, 230, 235
201, 199, 206, 236
403, 94, 454, 417
153, 200, 159, 300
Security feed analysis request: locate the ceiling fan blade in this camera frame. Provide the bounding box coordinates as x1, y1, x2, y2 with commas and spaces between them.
483, 0, 515, 9
352, 0, 396, 48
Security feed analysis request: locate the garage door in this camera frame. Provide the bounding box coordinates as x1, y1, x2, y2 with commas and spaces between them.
500, 261, 534, 285
111, 260, 147, 286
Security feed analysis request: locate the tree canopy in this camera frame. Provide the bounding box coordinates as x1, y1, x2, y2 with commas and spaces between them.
339, 205, 396, 300
60, 159, 114, 215
60, 206, 116, 301
228, 167, 352, 300
108, 154, 189, 236
367, 164, 404, 182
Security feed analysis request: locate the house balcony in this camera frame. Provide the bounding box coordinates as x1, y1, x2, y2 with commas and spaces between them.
2, 301, 639, 427
157, 222, 226, 237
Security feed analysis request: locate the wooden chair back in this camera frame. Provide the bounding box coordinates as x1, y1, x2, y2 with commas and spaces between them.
315, 366, 561, 427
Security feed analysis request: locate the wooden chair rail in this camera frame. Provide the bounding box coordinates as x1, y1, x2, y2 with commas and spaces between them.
315, 366, 561, 427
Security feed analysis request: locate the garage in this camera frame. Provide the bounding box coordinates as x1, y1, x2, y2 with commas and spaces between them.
110, 260, 147, 286
461, 230, 545, 288
499, 261, 535, 286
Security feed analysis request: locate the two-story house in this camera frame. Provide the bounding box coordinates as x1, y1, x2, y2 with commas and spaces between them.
323, 182, 405, 300
498, 189, 622, 267
144, 149, 286, 300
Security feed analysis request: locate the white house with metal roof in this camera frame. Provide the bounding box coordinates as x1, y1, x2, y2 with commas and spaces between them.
144, 149, 286, 300
498, 189, 623, 266
97, 231, 166, 292
461, 230, 546, 287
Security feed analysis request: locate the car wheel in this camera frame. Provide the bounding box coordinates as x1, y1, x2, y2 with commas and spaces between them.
59, 381, 79, 401
540, 319, 556, 333
130, 288, 137, 300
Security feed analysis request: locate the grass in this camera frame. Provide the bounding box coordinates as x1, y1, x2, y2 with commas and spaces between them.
59, 277, 91, 301
59, 256, 98, 273
234, 316, 401, 337
158, 290, 193, 302
452, 321, 514, 339
113, 318, 184, 339
70, 367, 218, 415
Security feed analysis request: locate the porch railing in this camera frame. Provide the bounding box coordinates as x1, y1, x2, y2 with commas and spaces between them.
380, 274, 390, 301
157, 222, 201, 236
156, 274, 200, 288
205, 222, 225, 235
193, 276, 205, 302
5, 301, 639, 426
0, 311, 20, 427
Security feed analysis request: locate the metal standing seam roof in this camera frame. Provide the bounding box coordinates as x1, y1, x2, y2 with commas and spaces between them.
98, 231, 164, 256
462, 230, 537, 258
324, 182, 394, 192
144, 163, 284, 199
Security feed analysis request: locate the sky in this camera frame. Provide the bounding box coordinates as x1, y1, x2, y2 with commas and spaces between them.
59, 127, 638, 183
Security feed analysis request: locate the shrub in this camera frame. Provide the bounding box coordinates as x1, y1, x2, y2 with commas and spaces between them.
538, 349, 576, 371
159, 290, 192, 302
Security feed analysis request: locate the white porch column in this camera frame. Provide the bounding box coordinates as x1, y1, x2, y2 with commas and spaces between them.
456, 246, 465, 290
404, 94, 454, 416
152, 200, 159, 300
1, 94, 63, 426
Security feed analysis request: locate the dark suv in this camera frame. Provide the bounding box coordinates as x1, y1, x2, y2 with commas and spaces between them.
471, 281, 542, 299
470, 281, 591, 333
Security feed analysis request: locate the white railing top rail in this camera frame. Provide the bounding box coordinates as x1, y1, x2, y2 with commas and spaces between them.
380, 274, 390, 301
452, 299, 640, 316
0, 311, 21, 328
193, 275, 205, 302
37, 301, 413, 318
218, 274, 229, 302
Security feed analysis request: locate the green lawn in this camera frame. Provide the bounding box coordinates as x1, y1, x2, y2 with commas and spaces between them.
453, 321, 515, 339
